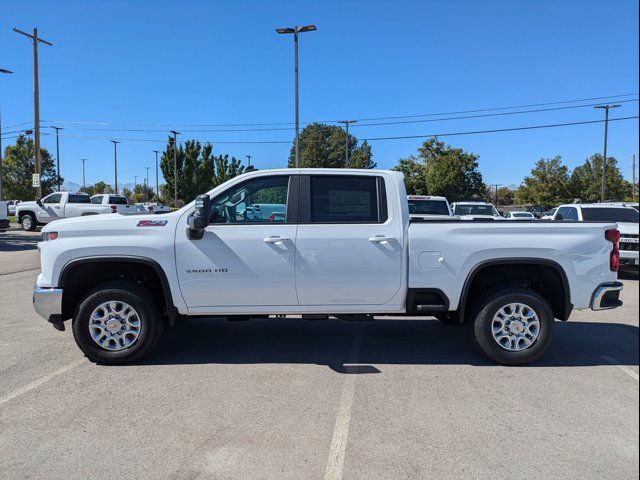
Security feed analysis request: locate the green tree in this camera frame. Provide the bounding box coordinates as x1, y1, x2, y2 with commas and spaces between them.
78, 181, 113, 196
514, 156, 572, 207
487, 186, 515, 206
287, 123, 375, 168
569, 154, 631, 203
160, 138, 245, 205
393, 155, 427, 195
1, 134, 63, 200
394, 138, 484, 201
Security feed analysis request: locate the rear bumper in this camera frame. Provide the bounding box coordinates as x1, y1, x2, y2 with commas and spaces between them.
33, 286, 63, 322
590, 282, 624, 311
619, 250, 639, 266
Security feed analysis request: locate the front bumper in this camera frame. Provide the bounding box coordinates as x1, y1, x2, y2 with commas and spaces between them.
33, 286, 63, 324
590, 282, 624, 311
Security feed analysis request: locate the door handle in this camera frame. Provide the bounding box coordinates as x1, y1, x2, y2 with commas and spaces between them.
263, 236, 289, 245
54, 206, 60, 209
368, 235, 395, 244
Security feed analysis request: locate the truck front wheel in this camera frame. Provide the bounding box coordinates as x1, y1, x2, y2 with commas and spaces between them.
472, 288, 554, 366
21, 213, 36, 231
72, 281, 165, 364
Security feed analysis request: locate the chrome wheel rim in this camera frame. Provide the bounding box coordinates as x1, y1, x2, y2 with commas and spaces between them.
23, 216, 32, 229
491, 303, 540, 352
88, 301, 141, 351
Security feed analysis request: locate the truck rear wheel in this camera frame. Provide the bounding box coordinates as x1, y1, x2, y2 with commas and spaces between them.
72, 281, 165, 364
471, 288, 554, 366
21, 213, 36, 231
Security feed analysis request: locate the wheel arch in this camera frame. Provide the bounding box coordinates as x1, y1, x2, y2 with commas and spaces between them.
459, 258, 572, 322
59, 256, 179, 324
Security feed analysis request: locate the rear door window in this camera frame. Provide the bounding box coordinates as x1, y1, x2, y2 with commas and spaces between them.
309, 175, 386, 223
91, 196, 103, 204
68, 194, 91, 204
109, 196, 128, 205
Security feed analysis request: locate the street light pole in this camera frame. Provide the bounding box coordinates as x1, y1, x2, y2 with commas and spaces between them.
169, 131, 179, 206
594, 104, 620, 202
338, 120, 357, 166
0, 67, 13, 201
246, 155, 252, 168
145, 166, 150, 203
81, 159, 86, 189
110, 140, 120, 194
51, 126, 63, 191
276, 24, 317, 168
491, 184, 503, 206
153, 150, 160, 201
14, 27, 53, 200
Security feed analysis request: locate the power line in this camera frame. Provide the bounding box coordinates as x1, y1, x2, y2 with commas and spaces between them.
28, 98, 638, 134
35, 115, 638, 144
34, 92, 638, 129
361, 116, 639, 141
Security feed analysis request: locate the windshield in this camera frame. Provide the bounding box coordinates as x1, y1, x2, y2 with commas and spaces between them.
581, 207, 639, 223
408, 200, 449, 215
582, 207, 638, 223
454, 204, 497, 216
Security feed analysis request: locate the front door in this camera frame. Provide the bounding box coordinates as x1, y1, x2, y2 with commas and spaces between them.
175, 174, 298, 309
36, 193, 63, 223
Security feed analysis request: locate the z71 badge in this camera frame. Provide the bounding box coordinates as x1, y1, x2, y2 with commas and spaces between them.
137, 220, 168, 227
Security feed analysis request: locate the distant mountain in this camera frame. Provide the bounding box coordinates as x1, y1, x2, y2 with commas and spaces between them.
61, 181, 82, 192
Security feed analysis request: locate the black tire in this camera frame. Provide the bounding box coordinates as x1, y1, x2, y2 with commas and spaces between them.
472, 288, 554, 366
72, 280, 165, 364
21, 213, 37, 231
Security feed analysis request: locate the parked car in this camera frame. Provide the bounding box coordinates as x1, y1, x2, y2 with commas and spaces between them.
16, 192, 113, 231
91, 194, 146, 215
554, 203, 638, 268
0, 201, 9, 230
7, 199, 21, 216
138, 203, 172, 214
245, 203, 286, 222
504, 211, 536, 220
451, 201, 503, 220
34, 169, 623, 366
407, 195, 454, 218
540, 207, 558, 220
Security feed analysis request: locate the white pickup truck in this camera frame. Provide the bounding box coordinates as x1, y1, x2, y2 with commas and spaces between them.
16, 192, 113, 231
91, 194, 146, 215
33, 169, 624, 365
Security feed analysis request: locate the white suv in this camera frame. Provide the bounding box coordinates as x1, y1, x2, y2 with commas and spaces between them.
554, 203, 639, 268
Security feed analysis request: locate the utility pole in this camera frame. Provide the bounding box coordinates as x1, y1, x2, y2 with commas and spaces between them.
51, 126, 63, 191
14, 27, 53, 200
276, 25, 317, 168
110, 140, 120, 194
81, 159, 86, 189
153, 150, 160, 201
145, 166, 150, 202
169, 131, 179, 206
491, 184, 503, 206
594, 104, 621, 202
633, 154, 637, 203
0, 68, 13, 201
338, 120, 357, 166
246, 155, 252, 168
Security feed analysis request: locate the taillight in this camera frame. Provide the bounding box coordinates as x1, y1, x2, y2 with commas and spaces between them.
110, 205, 117, 213
605, 229, 620, 272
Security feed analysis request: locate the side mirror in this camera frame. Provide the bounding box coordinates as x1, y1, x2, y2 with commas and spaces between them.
188, 194, 211, 240
36, 198, 43, 207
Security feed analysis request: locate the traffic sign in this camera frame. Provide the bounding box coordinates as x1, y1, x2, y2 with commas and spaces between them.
32, 174, 40, 187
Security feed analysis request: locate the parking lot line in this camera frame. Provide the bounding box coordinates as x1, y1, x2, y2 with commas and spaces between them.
601, 355, 639, 381
0, 358, 85, 407
323, 331, 362, 480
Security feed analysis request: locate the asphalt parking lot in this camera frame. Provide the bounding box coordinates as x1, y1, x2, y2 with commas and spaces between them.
1, 229, 638, 480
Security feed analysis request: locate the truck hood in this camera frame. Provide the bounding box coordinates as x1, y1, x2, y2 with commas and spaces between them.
42, 211, 180, 235
617, 222, 639, 235
16, 200, 38, 208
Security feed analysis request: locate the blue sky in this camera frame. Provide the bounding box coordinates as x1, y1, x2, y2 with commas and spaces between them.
1, 0, 638, 189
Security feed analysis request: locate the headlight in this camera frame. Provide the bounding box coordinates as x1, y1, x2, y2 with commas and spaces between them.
42, 231, 58, 241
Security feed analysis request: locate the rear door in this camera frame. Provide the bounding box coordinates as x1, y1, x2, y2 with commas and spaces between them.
294, 174, 403, 306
